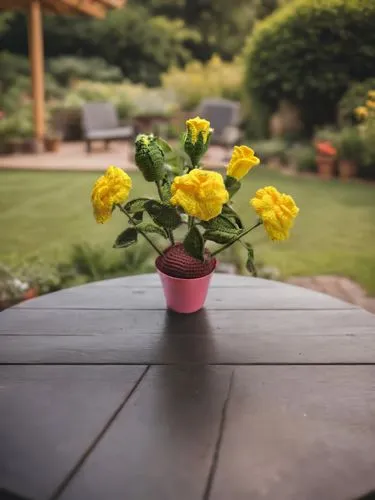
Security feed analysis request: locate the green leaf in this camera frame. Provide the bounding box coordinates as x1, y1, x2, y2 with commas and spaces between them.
113, 227, 138, 248
183, 225, 204, 261
245, 243, 257, 276
136, 223, 168, 239
124, 198, 149, 214
225, 175, 241, 198
155, 137, 173, 154
145, 200, 182, 229
243, 242, 254, 259
204, 230, 240, 244
132, 211, 144, 224
222, 204, 244, 229
201, 214, 238, 232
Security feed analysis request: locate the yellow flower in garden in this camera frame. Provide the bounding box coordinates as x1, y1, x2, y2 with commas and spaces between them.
91, 165, 132, 223
355, 106, 368, 120
170, 169, 229, 221
250, 186, 299, 241
366, 100, 375, 109
368, 90, 375, 100
186, 116, 211, 144
227, 145, 260, 180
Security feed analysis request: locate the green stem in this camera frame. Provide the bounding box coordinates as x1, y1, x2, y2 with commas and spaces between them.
188, 216, 194, 229
116, 204, 163, 256
211, 221, 262, 257
156, 180, 164, 202
155, 180, 175, 245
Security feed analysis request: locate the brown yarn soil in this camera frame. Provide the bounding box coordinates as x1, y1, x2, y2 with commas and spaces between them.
156, 243, 216, 279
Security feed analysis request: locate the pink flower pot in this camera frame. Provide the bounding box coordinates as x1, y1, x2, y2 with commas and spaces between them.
156, 262, 216, 314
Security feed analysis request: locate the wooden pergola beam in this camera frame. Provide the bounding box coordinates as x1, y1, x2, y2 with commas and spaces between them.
0, 0, 126, 147
52, 0, 106, 18
96, 0, 126, 7
28, 0, 45, 149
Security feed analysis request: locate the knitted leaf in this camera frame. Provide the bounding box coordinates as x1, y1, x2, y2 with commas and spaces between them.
124, 197, 149, 214
145, 200, 182, 229
204, 229, 240, 244
183, 226, 204, 262
222, 204, 244, 229
113, 227, 138, 248
201, 214, 238, 232
136, 223, 168, 239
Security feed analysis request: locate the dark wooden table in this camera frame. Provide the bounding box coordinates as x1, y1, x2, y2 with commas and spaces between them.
1, 274, 375, 500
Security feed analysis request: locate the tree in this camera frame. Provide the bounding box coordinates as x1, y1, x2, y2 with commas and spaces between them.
245, 0, 375, 133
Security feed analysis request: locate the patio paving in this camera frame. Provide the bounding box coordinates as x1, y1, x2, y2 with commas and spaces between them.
0, 141, 229, 172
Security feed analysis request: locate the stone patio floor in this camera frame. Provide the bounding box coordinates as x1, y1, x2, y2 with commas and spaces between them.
0, 140, 228, 171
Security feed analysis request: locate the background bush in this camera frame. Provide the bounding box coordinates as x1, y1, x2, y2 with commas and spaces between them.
245, 0, 375, 135
161, 55, 244, 111
338, 78, 375, 127
48, 56, 124, 86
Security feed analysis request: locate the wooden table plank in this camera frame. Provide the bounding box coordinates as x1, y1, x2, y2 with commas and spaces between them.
13, 282, 355, 311
0, 365, 145, 500
81, 274, 278, 288
1, 308, 374, 364
210, 366, 375, 500
1, 308, 372, 336
57, 366, 233, 500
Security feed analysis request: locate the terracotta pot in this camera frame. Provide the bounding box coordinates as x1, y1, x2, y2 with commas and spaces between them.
338, 160, 357, 180
156, 262, 216, 314
316, 154, 335, 179
44, 137, 61, 153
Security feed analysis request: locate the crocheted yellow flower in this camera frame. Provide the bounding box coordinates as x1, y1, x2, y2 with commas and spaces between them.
368, 90, 375, 100
366, 100, 375, 109
355, 106, 368, 120
185, 117, 211, 144
91, 166, 132, 223
250, 186, 299, 241
227, 145, 260, 180
170, 169, 229, 221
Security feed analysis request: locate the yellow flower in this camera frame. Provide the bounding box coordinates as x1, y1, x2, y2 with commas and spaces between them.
250, 186, 299, 241
368, 90, 375, 100
186, 116, 211, 144
227, 145, 260, 180
366, 100, 375, 109
355, 106, 368, 120
170, 169, 229, 221
91, 165, 132, 223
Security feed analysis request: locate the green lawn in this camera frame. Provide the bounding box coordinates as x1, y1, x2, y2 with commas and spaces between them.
1, 168, 375, 294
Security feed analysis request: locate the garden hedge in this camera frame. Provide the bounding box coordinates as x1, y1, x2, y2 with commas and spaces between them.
244, 0, 375, 134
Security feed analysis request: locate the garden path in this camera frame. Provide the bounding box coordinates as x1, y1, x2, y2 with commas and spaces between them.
287, 276, 375, 314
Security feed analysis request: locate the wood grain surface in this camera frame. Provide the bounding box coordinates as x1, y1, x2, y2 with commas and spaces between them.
0, 274, 374, 500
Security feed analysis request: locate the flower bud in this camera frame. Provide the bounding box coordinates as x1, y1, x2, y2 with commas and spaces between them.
135, 134, 165, 182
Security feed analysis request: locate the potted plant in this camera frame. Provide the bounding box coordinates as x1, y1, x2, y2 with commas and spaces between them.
44, 130, 63, 152
314, 141, 337, 179
337, 127, 363, 180
91, 117, 300, 314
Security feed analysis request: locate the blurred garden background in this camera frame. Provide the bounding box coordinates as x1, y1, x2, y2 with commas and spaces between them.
1, 0, 375, 310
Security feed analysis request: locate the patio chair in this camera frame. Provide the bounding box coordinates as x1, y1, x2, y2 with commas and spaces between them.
82, 102, 134, 153
193, 98, 242, 147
